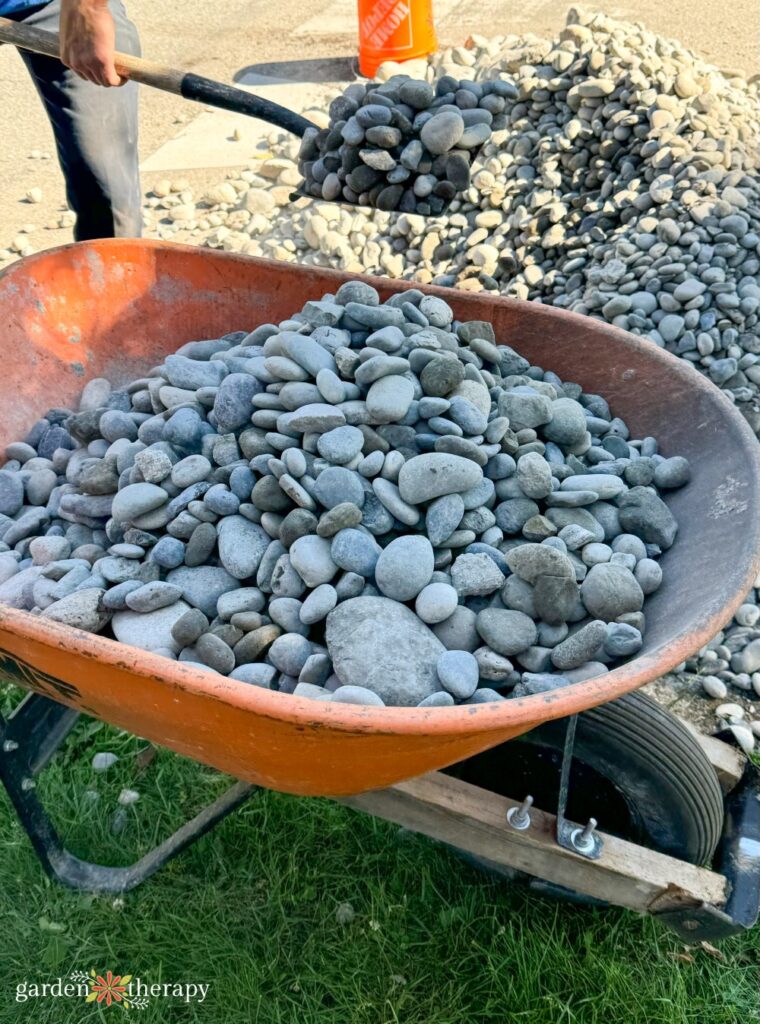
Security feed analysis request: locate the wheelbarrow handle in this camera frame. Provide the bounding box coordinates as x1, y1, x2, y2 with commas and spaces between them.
0, 16, 316, 138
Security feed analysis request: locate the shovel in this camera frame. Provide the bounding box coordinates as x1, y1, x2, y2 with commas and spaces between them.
0, 16, 314, 135
0, 16, 490, 213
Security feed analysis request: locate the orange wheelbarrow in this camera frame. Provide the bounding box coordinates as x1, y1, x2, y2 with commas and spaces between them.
0, 239, 759, 939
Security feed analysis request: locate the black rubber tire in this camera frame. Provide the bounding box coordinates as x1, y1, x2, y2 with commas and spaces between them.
445, 691, 724, 866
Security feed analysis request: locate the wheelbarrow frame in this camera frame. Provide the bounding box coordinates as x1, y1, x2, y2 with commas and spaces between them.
2, 689, 759, 942
0, 239, 759, 938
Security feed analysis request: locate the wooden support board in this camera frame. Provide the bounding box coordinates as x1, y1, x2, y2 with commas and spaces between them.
342, 772, 728, 915
687, 723, 745, 793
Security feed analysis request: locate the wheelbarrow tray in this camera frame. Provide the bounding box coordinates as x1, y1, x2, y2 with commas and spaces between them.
0, 239, 758, 797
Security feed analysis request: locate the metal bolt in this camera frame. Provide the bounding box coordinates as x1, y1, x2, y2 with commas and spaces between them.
507, 794, 533, 831
2, 739, 19, 753
571, 817, 597, 854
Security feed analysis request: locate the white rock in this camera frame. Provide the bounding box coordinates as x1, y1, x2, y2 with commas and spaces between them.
701, 675, 727, 699
716, 702, 744, 721
168, 203, 196, 222
243, 189, 276, 215
203, 182, 237, 205
729, 724, 755, 755
92, 752, 119, 772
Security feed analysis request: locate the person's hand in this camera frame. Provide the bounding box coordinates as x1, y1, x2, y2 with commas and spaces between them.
59, 0, 125, 86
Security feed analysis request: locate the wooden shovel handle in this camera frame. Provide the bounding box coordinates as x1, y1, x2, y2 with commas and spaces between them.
0, 16, 315, 138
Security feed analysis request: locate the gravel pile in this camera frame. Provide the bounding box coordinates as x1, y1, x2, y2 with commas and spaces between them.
298, 75, 506, 212
139, 7, 760, 705
0, 286, 686, 707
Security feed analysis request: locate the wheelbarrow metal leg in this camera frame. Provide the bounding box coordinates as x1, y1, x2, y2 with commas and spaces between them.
0, 693, 256, 893
719, 763, 760, 931
2, 690, 80, 772
654, 762, 760, 940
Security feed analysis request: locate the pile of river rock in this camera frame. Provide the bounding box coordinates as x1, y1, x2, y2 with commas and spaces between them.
0, 287, 687, 707
139, 7, 760, 704
298, 75, 507, 213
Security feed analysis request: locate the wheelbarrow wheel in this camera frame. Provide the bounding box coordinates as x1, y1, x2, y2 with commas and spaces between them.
446, 691, 724, 866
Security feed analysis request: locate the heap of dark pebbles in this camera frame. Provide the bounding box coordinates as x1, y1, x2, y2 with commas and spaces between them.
298, 75, 516, 213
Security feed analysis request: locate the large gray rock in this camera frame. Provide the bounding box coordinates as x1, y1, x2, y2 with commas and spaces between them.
366, 375, 415, 423
476, 608, 538, 656
279, 331, 337, 377
113, 600, 191, 654
166, 566, 240, 617
0, 566, 44, 609
450, 552, 505, 597
0, 470, 24, 516
551, 620, 607, 670
580, 564, 644, 620
542, 399, 588, 447
213, 373, 261, 432
506, 544, 575, 584
398, 453, 483, 504
111, 483, 168, 524
217, 516, 270, 580
426, 493, 465, 546
42, 589, 111, 633
375, 535, 434, 601
420, 111, 465, 155
278, 403, 346, 434
618, 487, 678, 549
326, 596, 444, 706
290, 534, 338, 587
516, 452, 553, 499
432, 605, 479, 652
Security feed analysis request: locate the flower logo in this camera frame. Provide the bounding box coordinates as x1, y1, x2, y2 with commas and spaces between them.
86, 970, 132, 1009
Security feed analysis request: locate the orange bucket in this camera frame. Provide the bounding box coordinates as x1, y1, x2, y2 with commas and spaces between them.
357, 0, 437, 78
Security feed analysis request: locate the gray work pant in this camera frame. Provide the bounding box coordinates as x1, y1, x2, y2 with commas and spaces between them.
10, 0, 142, 240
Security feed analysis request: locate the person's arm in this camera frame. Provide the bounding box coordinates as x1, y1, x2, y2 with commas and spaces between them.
59, 0, 125, 87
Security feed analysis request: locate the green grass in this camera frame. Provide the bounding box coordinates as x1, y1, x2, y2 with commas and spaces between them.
0, 682, 758, 1024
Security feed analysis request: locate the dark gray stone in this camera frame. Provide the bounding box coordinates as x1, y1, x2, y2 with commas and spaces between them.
604, 622, 644, 657
327, 596, 444, 705
331, 528, 381, 576
313, 467, 365, 510
580, 563, 644, 620
551, 620, 607, 670
0, 471, 24, 516
618, 487, 679, 549
476, 607, 537, 656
